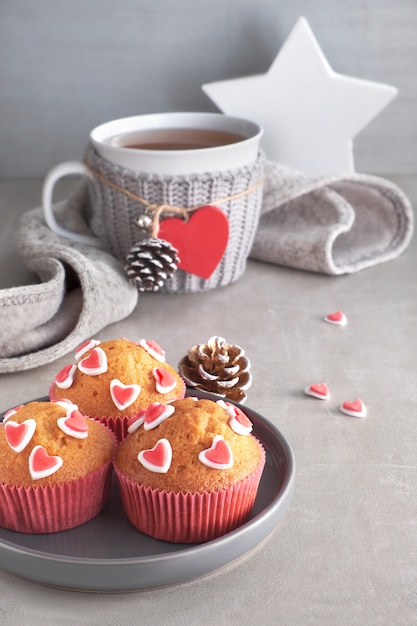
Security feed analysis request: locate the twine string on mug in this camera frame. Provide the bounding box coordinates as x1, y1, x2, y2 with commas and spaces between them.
84, 161, 264, 238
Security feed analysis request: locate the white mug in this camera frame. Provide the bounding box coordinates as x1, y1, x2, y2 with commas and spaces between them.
42, 112, 263, 246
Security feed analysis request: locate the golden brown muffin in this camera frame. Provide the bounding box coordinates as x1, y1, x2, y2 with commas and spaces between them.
116, 397, 262, 493
50, 338, 185, 419
0, 400, 115, 533
114, 396, 265, 542
0, 401, 114, 488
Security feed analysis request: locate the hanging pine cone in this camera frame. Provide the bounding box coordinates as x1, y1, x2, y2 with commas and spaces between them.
125, 238, 179, 292
178, 336, 252, 403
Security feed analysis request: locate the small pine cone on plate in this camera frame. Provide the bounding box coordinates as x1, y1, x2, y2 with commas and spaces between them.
178, 336, 252, 403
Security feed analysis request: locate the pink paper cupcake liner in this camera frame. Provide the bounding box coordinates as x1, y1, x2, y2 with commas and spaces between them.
114, 440, 266, 543
96, 415, 130, 444
0, 460, 113, 534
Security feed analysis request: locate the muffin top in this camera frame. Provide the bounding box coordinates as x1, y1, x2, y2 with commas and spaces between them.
115, 397, 263, 493
0, 401, 114, 487
51, 338, 185, 417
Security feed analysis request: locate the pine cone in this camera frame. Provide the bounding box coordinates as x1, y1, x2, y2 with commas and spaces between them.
178, 336, 252, 403
125, 238, 179, 292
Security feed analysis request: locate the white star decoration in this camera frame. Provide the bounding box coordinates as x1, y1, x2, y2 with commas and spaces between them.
202, 16, 398, 176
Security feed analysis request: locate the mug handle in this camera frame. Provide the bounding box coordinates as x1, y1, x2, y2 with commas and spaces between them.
42, 161, 103, 247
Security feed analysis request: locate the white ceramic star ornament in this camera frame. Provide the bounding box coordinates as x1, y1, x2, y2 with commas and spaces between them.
202, 16, 397, 176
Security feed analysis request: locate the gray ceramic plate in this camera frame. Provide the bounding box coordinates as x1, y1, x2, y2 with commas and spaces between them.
0, 391, 295, 592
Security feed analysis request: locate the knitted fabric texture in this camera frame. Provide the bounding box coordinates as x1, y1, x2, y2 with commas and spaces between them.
0, 187, 138, 373
253, 162, 414, 274
84, 145, 265, 293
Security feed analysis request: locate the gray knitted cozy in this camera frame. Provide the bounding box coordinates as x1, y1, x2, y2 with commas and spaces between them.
85, 145, 265, 293
0, 158, 413, 372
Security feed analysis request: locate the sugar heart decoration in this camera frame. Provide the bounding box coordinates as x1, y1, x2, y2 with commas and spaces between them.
153, 368, 177, 394
75, 338, 101, 361
54, 399, 79, 412
198, 435, 234, 469
78, 347, 108, 376
2, 405, 24, 423
304, 382, 330, 400
143, 403, 175, 430
127, 409, 146, 434
324, 311, 347, 326
29, 445, 63, 480
217, 400, 253, 435
138, 438, 172, 473
110, 379, 141, 411
139, 339, 166, 362
57, 409, 89, 439
55, 364, 77, 389
340, 398, 367, 418
157, 205, 229, 279
4, 419, 37, 453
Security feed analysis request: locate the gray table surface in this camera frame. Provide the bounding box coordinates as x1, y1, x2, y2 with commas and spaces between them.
0, 177, 416, 625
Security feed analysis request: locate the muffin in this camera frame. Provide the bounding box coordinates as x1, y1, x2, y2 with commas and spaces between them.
114, 396, 265, 543
0, 400, 115, 533
49, 337, 185, 442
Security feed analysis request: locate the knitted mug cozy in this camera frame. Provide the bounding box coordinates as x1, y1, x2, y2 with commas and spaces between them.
84, 145, 265, 293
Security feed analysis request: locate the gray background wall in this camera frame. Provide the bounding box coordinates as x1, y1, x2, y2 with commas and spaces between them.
1, 0, 416, 179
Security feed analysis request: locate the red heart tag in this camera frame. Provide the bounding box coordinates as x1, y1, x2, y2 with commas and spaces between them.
199, 435, 233, 469
143, 403, 175, 430
78, 347, 108, 376
153, 368, 177, 394
4, 419, 37, 453
158, 205, 229, 279
29, 445, 63, 480
57, 410, 89, 439
110, 379, 141, 411
138, 438, 172, 473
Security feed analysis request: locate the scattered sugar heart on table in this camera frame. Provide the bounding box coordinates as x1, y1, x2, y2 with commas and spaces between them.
304, 382, 330, 400
339, 398, 367, 418
4, 419, 37, 452
110, 379, 141, 411
324, 311, 347, 326
157, 205, 229, 279
78, 347, 108, 376
138, 438, 172, 473
29, 445, 63, 480
198, 435, 234, 469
